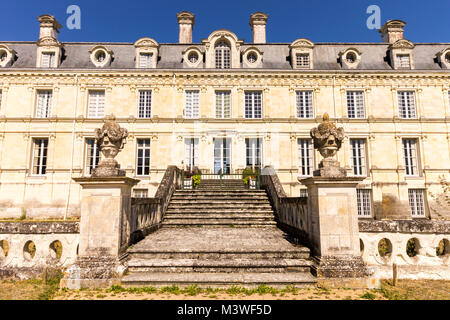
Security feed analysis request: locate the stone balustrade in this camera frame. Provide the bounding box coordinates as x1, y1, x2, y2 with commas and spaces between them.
0, 221, 79, 279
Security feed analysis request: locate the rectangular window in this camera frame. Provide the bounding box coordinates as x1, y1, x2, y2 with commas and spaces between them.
31, 138, 48, 175
133, 189, 148, 198
88, 90, 105, 118
185, 90, 199, 119
296, 53, 310, 68
36, 90, 52, 118
397, 91, 416, 119
296, 91, 314, 118
409, 189, 426, 217
138, 90, 152, 118
0, 90, 2, 110
85, 138, 100, 175
346, 91, 365, 119
298, 139, 314, 176
214, 138, 231, 174
244, 91, 262, 119
246, 138, 262, 170
136, 139, 151, 176
300, 189, 308, 198
184, 138, 199, 171
350, 139, 367, 176
139, 53, 153, 68
396, 54, 411, 69
357, 189, 372, 217
41, 52, 55, 68
215, 91, 231, 118
402, 139, 419, 176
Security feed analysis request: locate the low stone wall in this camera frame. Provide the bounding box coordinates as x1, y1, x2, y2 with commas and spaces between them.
359, 220, 450, 280
0, 222, 79, 279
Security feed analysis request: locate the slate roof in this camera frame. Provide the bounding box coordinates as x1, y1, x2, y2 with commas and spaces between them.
1, 41, 449, 71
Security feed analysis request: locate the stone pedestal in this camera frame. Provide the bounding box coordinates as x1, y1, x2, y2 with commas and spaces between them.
301, 177, 370, 279
61, 177, 139, 289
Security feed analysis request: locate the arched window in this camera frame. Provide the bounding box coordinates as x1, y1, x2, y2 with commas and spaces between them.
215, 41, 231, 69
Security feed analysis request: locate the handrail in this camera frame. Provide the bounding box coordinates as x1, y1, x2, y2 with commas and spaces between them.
180, 169, 261, 189
130, 165, 182, 243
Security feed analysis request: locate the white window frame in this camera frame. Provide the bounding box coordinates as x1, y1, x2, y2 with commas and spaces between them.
350, 139, 367, 176
298, 138, 314, 177
36, 90, 52, 118
296, 90, 314, 119
138, 90, 152, 118
357, 189, 372, 217
87, 90, 105, 119
215, 91, 231, 119
214, 138, 232, 175
184, 137, 199, 171
84, 138, 100, 176
215, 41, 231, 69
296, 53, 310, 68
397, 91, 417, 119
244, 91, 262, 119
245, 138, 263, 170
133, 189, 148, 198
138, 53, 153, 68
136, 139, 151, 176
402, 138, 419, 176
409, 189, 426, 218
41, 52, 55, 68
346, 91, 366, 119
184, 90, 200, 119
31, 138, 48, 176
396, 54, 411, 69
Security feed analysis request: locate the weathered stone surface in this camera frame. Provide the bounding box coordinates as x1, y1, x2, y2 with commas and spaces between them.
0, 222, 79, 234
312, 255, 370, 278
358, 219, 450, 234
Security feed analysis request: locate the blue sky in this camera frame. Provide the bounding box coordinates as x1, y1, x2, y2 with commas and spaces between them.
1, 0, 449, 43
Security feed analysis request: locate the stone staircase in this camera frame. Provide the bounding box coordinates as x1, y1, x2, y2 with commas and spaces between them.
122, 179, 317, 288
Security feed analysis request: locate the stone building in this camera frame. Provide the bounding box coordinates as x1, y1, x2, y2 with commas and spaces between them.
0, 12, 448, 222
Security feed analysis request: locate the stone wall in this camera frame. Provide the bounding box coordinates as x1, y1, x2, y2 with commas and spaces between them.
0, 222, 79, 279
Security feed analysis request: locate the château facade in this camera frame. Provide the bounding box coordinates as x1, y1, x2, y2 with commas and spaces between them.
0, 12, 449, 222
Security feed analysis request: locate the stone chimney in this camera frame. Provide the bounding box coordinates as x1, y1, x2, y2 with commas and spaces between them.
249, 12, 268, 44
177, 11, 195, 44
38, 14, 62, 40
379, 20, 406, 43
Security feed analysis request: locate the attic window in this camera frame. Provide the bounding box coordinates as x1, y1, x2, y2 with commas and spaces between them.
95, 51, 106, 63
296, 53, 310, 68
345, 52, 357, 63
139, 53, 153, 68
41, 52, 55, 68
446, 52, 450, 63
396, 54, 411, 69
188, 52, 199, 63
0, 51, 7, 62
247, 52, 257, 64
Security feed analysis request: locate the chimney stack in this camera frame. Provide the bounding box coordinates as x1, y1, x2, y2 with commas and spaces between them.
249, 12, 268, 44
379, 20, 406, 43
177, 11, 195, 44
38, 14, 62, 40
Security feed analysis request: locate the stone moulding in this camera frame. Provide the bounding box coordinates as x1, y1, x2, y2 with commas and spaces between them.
358, 219, 450, 234
0, 221, 79, 234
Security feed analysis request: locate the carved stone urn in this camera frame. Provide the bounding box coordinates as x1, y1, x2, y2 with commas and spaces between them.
310, 113, 346, 177
92, 116, 128, 177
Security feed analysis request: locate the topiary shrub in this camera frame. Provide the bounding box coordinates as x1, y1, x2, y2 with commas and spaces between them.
192, 175, 201, 188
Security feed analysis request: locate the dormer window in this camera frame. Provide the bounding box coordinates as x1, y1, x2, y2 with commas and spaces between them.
436, 48, 450, 69
389, 39, 415, 70
289, 38, 314, 70
345, 52, 357, 63
247, 52, 257, 64
134, 38, 159, 69
242, 47, 263, 68
296, 53, 310, 68
0, 45, 16, 67
89, 45, 113, 68
339, 48, 362, 69
396, 54, 411, 69
215, 41, 231, 69
183, 47, 203, 68
446, 52, 450, 63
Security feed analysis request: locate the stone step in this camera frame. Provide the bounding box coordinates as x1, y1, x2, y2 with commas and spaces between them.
162, 220, 277, 227
168, 203, 273, 209
165, 210, 275, 215
164, 215, 274, 221
127, 258, 312, 273
165, 212, 274, 218
121, 272, 317, 288
169, 199, 270, 204
171, 195, 269, 199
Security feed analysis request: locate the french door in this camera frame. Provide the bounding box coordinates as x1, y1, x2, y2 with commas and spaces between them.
214, 138, 231, 174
